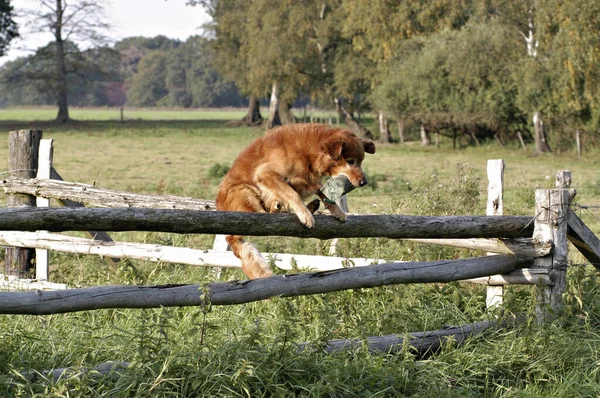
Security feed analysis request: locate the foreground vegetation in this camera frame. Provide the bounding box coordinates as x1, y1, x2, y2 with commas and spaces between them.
1, 110, 600, 397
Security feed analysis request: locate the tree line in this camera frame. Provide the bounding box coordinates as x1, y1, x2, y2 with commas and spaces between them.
0, 34, 246, 110
0, 0, 599, 153
194, 0, 600, 152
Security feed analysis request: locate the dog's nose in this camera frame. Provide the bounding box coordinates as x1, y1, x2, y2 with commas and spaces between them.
359, 177, 368, 187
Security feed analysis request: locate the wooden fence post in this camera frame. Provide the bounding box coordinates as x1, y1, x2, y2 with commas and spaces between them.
486, 159, 505, 309
35, 139, 53, 281
533, 170, 572, 320
5, 130, 42, 277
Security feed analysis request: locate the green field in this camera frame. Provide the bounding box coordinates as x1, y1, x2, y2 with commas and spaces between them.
1, 108, 600, 397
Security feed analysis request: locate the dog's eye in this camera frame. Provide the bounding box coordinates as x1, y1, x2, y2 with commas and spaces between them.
347, 158, 355, 166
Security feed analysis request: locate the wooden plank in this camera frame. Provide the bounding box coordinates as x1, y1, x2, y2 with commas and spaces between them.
0, 255, 528, 315
4, 130, 42, 277
463, 268, 550, 286
0, 177, 216, 211
567, 210, 600, 269
404, 238, 551, 257
21, 362, 130, 382
0, 208, 535, 239
0, 231, 392, 271
0, 273, 67, 291
298, 319, 498, 356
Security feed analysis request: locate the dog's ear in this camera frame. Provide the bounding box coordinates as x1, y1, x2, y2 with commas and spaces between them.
326, 139, 344, 161
362, 139, 376, 154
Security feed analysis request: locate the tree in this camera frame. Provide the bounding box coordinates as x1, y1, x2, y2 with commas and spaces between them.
0, 41, 119, 107
339, 0, 478, 141
194, 0, 265, 126
0, 0, 18, 56
373, 20, 525, 147
487, 0, 553, 153
538, 0, 600, 135
124, 36, 244, 108
19, 0, 110, 122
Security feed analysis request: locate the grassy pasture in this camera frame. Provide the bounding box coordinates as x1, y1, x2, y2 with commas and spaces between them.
0, 108, 600, 397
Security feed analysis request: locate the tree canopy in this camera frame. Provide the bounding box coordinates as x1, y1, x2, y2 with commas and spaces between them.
0, 0, 18, 57
1, 0, 600, 148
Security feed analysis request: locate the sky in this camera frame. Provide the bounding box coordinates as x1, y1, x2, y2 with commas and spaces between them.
1, 0, 211, 65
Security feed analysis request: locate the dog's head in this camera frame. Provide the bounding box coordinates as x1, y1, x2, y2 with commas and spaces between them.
324, 130, 376, 187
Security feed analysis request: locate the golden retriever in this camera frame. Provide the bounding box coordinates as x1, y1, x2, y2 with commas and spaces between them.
216, 124, 376, 279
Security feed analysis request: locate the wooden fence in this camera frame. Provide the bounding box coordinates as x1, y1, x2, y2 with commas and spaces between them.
2, 129, 600, 323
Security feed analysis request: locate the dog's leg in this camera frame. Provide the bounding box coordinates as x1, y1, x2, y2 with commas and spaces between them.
323, 202, 347, 222
226, 235, 273, 279
255, 167, 316, 228
315, 191, 347, 222
217, 185, 273, 279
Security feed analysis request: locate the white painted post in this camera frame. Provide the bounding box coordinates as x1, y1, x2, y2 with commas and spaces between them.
486, 159, 505, 309
533, 170, 572, 321
211, 234, 229, 279
35, 139, 53, 281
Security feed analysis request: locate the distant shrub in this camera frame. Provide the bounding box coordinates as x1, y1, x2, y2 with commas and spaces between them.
207, 163, 230, 180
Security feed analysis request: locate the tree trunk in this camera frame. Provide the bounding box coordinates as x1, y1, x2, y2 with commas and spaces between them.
334, 98, 373, 139
278, 102, 297, 124
239, 95, 263, 126
397, 121, 405, 144
267, 81, 281, 129
54, 0, 70, 123
378, 111, 391, 143
533, 112, 551, 154
420, 124, 431, 146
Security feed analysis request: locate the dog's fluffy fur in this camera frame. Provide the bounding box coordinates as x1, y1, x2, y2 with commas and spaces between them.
216, 124, 376, 279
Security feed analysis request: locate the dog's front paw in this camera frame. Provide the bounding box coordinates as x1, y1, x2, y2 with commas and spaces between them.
296, 209, 315, 228
325, 203, 347, 222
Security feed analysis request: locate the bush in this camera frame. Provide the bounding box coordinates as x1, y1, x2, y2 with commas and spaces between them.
207, 163, 230, 180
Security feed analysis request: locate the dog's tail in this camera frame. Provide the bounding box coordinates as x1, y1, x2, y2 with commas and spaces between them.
226, 235, 273, 279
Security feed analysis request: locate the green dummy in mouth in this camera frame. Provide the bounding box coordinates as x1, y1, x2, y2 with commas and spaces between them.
319, 174, 357, 204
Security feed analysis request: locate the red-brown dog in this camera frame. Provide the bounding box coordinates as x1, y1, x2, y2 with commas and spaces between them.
216, 124, 376, 279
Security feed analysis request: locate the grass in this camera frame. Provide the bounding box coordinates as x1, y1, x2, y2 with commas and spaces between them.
1, 107, 600, 396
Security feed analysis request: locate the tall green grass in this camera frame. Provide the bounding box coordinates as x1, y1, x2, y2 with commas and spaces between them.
1, 109, 600, 396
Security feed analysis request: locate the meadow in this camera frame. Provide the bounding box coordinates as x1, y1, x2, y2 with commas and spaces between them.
0, 108, 600, 397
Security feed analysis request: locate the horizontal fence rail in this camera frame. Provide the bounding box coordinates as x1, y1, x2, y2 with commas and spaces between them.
0, 177, 216, 211
0, 230, 393, 271
0, 255, 529, 315
0, 207, 534, 239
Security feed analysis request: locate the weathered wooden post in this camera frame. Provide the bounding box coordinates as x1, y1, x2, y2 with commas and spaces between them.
486, 159, 505, 309
533, 170, 573, 320
5, 130, 42, 277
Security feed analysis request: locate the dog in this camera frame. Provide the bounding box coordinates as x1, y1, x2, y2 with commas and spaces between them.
216, 124, 376, 279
